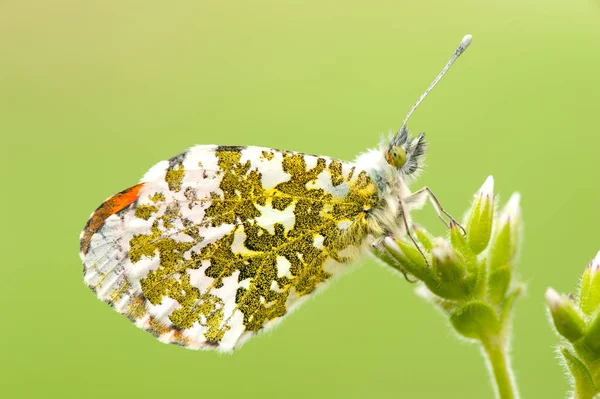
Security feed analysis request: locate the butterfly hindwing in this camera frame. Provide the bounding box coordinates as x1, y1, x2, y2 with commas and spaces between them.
80, 145, 378, 351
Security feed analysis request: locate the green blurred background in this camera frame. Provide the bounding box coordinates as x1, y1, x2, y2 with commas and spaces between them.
1, 0, 599, 398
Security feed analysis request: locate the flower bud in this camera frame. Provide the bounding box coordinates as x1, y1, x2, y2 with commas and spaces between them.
579, 251, 600, 315
546, 287, 587, 342
449, 221, 477, 271
465, 176, 495, 255
380, 237, 430, 282
489, 192, 522, 273
413, 224, 435, 252
432, 238, 466, 283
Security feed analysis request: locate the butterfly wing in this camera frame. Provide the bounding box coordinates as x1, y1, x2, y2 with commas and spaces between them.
80, 145, 378, 351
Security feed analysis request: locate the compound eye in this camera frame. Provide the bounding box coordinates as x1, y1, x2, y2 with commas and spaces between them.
387, 146, 406, 168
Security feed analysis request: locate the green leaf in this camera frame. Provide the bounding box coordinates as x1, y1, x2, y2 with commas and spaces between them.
560, 346, 596, 399
372, 246, 408, 273
450, 222, 477, 271
472, 258, 489, 300
395, 240, 429, 271
489, 221, 512, 273
466, 196, 494, 255
583, 310, 600, 355
488, 265, 511, 304
580, 262, 600, 316
414, 225, 435, 252
580, 267, 593, 314
500, 285, 524, 325
489, 192, 522, 274
450, 301, 501, 340
380, 237, 434, 284
464, 176, 495, 255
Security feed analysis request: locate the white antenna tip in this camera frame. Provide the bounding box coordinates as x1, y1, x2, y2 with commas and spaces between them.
458, 34, 473, 55
398, 34, 473, 131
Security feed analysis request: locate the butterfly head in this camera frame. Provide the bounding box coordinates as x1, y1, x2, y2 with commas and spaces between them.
384, 127, 427, 176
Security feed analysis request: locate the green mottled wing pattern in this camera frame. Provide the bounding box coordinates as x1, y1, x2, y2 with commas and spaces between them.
80, 145, 378, 351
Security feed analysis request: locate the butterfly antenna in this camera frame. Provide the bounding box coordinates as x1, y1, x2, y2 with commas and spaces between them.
400, 34, 472, 132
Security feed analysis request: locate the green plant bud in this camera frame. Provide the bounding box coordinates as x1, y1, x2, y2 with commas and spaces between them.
579, 251, 600, 315
413, 224, 435, 252
381, 237, 431, 282
488, 265, 512, 304
371, 244, 408, 275
545, 288, 587, 342
465, 176, 495, 255
450, 301, 501, 340
449, 221, 477, 271
432, 238, 466, 283
489, 192, 522, 273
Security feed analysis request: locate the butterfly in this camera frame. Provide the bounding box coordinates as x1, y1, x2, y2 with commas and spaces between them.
80, 35, 472, 352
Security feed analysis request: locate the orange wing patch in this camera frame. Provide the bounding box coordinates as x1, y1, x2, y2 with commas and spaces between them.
80, 183, 145, 255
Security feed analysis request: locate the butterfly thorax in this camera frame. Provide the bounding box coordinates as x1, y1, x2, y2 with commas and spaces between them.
353, 128, 428, 242
355, 148, 414, 241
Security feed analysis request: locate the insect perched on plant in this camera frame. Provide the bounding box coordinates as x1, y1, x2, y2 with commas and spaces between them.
80, 35, 472, 352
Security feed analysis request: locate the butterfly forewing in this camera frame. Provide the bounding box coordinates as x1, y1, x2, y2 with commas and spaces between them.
80, 145, 378, 351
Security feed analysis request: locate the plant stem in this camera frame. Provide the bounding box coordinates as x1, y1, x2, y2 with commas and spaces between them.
481, 337, 520, 399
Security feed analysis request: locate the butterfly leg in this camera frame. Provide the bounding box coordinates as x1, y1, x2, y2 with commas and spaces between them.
405, 186, 466, 235
399, 268, 419, 284
398, 199, 431, 268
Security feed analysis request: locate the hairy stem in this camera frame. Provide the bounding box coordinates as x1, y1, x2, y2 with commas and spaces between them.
482, 337, 520, 399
